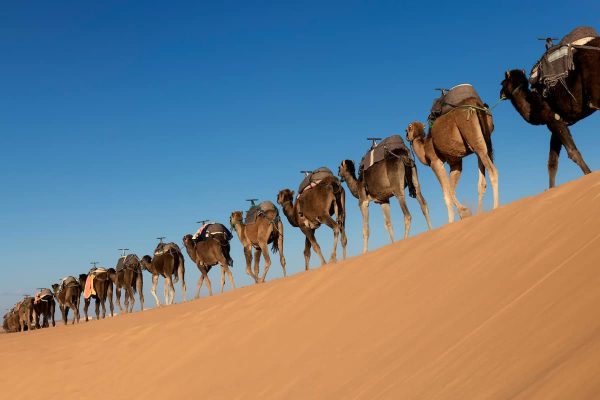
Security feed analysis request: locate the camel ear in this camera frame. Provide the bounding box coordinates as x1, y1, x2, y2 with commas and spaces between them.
521, 68, 526, 75
291, 191, 295, 197
505, 70, 510, 78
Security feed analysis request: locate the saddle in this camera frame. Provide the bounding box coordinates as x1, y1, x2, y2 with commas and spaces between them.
530, 26, 598, 96
428, 84, 484, 125
154, 242, 178, 256
193, 223, 233, 243
58, 276, 79, 295
116, 254, 140, 272
297, 167, 334, 197
359, 135, 414, 175
34, 288, 53, 304
245, 201, 278, 225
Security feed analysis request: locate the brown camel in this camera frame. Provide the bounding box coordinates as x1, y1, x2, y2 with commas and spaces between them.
51, 276, 81, 325
140, 241, 186, 306
16, 297, 35, 331
500, 34, 599, 188
3, 308, 20, 333
338, 149, 432, 253
182, 225, 235, 297
33, 288, 55, 328
277, 171, 347, 269
78, 269, 114, 322
110, 254, 144, 313
406, 99, 498, 223
230, 202, 286, 283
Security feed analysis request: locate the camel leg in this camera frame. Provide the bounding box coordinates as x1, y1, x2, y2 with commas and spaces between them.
429, 160, 455, 223
259, 240, 272, 283
475, 152, 499, 209
61, 305, 67, 325
83, 299, 90, 322
359, 199, 370, 253
387, 158, 412, 238
107, 284, 114, 317
136, 273, 144, 311
220, 267, 226, 293
321, 215, 339, 263
410, 165, 432, 229
253, 247, 262, 281
448, 160, 471, 219
244, 247, 258, 283
179, 268, 187, 303
163, 276, 174, 305
303, 237, 312, 270
195, 273, 204, 299
126, 285, 135, 313
203, 269, 213, 296
548, 131, 562, 188
307, 228, 327, 266
380, 202, 394, 242
477, 158, 487, 214
151, 274, 160, 307
549, 121, 591, 178
225, 265, 235, 290
277, 220, 287, 277
115, 286, 123, 314
337, 188, 347, 260
94, 298, 101, 320
51, 302, 55, 327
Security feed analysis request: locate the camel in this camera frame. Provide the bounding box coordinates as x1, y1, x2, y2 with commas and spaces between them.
16, 297, 35, 331
182, 225, 235, 297
230, 202, 286, 283
500, 36, 599, 188
78, 269, 114, 322
33, 288, 55, 328
277, 172, 347, 269
338, 147, 433, 253
140, 241, 186, 306
110, 254, 144, 313
51, 276, 81, 325
3, 309, 20, 333
406, 99, 498, 223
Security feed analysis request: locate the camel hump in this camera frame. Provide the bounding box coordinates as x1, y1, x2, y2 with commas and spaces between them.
531, 26, 599, 90
298, 167, 334, 195
117, 254, 140, 271
195, 223, 233, 242
428, 84, 483, 124
359, 135, 413, 174
560, 26, 598, 46
245, 201, 278, 224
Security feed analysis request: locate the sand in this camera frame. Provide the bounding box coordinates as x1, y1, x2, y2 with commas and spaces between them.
1, 173, 600, 399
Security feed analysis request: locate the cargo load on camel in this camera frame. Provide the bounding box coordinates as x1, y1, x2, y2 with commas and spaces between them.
529, 26, 599, 97
428, 84, 485, 125
297, 167, 334, 197
359, 135, 414, 176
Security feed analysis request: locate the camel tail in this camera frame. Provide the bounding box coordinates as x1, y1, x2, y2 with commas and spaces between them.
334, 182, 346, 228
131, 270, 138, 294
270, 223, 281, 254
174, 252, 185, 284
477, 108, 494, 162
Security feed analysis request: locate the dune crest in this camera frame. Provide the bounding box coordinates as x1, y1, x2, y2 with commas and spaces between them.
2, 173, 600, 399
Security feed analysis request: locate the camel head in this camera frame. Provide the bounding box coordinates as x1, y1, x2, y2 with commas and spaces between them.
140, 255, 152, 271
338, 160, 356, 181
51, 284, 60, 296
277, 189, 294, 207
182, 234, 195, 249
230, 211, 244, 230
500, 69, 528, 100
405, 121, 425, 142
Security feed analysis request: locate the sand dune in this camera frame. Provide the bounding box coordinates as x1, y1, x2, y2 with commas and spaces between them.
2, 173, 600, 399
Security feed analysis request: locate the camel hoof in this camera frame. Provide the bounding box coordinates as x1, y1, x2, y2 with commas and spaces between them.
459, 208, 472, 219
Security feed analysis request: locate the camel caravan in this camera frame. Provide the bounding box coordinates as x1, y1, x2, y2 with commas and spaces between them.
3, 26, 599, 333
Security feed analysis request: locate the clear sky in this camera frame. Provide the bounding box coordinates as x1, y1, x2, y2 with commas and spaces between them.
1, 1, 599, 313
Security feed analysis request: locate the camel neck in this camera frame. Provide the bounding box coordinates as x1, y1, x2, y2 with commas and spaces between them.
340, 168, 360, 199
410, 138, 428, 166
280, 201, 299, 227
232, 222, 248, 245
509, 86, 554, 125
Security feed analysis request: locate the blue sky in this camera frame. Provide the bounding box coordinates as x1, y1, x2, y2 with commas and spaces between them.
1, 1, 599, 313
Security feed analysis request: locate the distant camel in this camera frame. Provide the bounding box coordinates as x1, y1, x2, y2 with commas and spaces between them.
16, 297, 35, 331
182, 225, 235, 297
141, 241, 186, 306
3, 308, 20, 333
230, 201, 286, 283
277, 171, 347, 269
110, 254, 144, 313
406, 100, 498, 223
52, 276, 81, 325
501, 54, 599, 187
33, 288, 55, 328
79, 269, 114, 322
339, 142, 432, 253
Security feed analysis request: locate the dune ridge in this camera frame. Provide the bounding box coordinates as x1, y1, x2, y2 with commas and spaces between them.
1, 173, 600, 399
